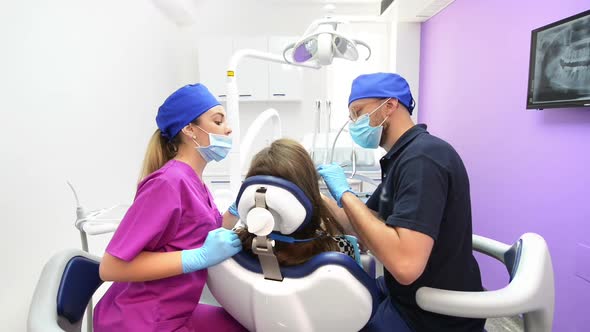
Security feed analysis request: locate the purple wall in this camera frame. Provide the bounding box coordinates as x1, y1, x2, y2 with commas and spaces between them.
419, 0, 590, 331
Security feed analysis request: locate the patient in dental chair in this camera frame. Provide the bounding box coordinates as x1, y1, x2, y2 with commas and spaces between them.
235, 138, 359, 266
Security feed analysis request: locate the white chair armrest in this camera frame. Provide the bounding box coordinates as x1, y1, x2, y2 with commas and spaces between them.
416, 281, 538, 319
472, 234, 510, 263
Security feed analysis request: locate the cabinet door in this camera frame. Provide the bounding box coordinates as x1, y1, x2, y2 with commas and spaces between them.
232, 37, 269, 101
197, 36, 233, 100
268, 36, 304, 101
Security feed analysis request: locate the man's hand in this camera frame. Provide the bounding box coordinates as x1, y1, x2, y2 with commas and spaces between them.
317, 163, 354, 207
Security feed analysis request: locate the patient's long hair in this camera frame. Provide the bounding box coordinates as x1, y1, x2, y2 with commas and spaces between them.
236, 138, 345, 266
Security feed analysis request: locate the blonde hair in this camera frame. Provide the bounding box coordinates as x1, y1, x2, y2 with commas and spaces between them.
138, 129, 182, 182
236, 138, 345, 266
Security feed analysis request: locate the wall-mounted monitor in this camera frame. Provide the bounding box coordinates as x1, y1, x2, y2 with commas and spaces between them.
527, 9, 590, 109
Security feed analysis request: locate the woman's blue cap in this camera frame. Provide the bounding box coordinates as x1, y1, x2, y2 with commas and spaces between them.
348, 73, 416, 115
156, 83, 221, 139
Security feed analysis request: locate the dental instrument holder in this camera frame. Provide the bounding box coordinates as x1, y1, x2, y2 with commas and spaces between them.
67, 181, 95, 332
309, 99, 333, 165
310, 100, 321, 163
324, 100, 332, 164
68, 181, 128, 332
250, 188, 283, 281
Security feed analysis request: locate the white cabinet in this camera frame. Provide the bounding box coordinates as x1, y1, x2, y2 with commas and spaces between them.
268, 36, 303, 101
197, 36, 233, 100
198, 35, 303, 102
232, 37, 269, 101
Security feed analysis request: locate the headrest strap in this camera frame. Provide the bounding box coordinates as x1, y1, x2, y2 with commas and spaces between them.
254, 187, 267, 208
252, 236, 283, 281
251, 189, 283, 281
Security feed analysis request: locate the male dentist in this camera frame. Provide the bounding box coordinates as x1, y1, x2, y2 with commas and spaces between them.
318, 73, 485, 332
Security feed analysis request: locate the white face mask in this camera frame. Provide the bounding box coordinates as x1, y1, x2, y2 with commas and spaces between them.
192, 126, 232, 162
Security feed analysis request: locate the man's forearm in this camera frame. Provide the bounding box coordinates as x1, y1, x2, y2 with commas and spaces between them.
340, 192, 399, 255
340, 192, 433, 285
321, 193, 358, 236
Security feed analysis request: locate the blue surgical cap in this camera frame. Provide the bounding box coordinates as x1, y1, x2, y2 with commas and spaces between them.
156, 83, 221, 139
348, 73, 416, 115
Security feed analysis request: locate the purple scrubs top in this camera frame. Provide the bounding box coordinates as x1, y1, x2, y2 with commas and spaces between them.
93, 160, 234, 332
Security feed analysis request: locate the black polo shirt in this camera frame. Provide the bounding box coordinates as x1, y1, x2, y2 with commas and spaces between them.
366, 124, 485, 332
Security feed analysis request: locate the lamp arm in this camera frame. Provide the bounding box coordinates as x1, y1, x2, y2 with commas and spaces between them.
353, 39, 372, 61
282, 42, 296, 64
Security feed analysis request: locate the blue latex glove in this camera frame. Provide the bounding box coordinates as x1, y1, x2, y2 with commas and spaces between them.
227, 201, 239, 218
317, 162, 354, 207
181, 228, 242, 273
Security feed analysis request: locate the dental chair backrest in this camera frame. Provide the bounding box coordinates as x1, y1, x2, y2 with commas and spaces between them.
28, 249, 102, 332
207, 175, 382, 332
416, 233, 555, 332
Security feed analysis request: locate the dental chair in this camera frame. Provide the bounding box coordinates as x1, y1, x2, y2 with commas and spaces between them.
28, 249, 102, 332
416, 233, 555, 332
207, 175, 382, 332
27, 187, 554, 332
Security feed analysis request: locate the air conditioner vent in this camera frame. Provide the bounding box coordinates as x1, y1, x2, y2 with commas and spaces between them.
393, 0, 456, 22
416, 0, 455, 19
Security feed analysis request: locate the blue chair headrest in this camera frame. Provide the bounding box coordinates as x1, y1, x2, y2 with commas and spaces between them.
57, 256, 103, 323
236, 175, 313, 234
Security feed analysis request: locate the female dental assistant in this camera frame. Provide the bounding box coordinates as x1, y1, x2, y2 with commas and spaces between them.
93, 83, 246, 332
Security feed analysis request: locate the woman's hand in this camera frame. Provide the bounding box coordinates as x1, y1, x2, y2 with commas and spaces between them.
181, 228, 242, 273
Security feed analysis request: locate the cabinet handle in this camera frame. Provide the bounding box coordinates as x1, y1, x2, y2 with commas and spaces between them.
273, 93, 286, 97
239, 94, 252, 97
218, 94, 227, 97
211, 180, 230, 184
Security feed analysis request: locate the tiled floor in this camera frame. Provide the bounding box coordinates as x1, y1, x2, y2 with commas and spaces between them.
485, 316, 524, 332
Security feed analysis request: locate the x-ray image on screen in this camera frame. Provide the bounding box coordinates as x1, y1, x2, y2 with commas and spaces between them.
531, 13, 590, 104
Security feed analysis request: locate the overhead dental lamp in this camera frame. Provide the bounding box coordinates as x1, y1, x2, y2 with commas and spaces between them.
283, 17, 372, 66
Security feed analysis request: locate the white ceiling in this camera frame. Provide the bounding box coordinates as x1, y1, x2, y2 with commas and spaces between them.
266, 0, 381, 4
395, 0, 455, 22
261, 0, 382, 17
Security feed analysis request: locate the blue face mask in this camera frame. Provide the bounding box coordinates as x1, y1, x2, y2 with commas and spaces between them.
348, 98, 390, 149
192, 127, 232, 162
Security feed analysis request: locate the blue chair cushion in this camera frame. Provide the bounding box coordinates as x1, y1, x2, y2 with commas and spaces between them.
57, 256, 103, 323
233, 250, 384, 318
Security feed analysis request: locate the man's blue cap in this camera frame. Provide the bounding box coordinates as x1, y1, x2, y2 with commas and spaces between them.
348, 73, 416, 115
156, 83, 221, 139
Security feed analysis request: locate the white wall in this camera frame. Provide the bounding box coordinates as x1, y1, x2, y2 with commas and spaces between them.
0, 1, 195, 330
383, 1, 424, 122
392, 22, 421, 122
